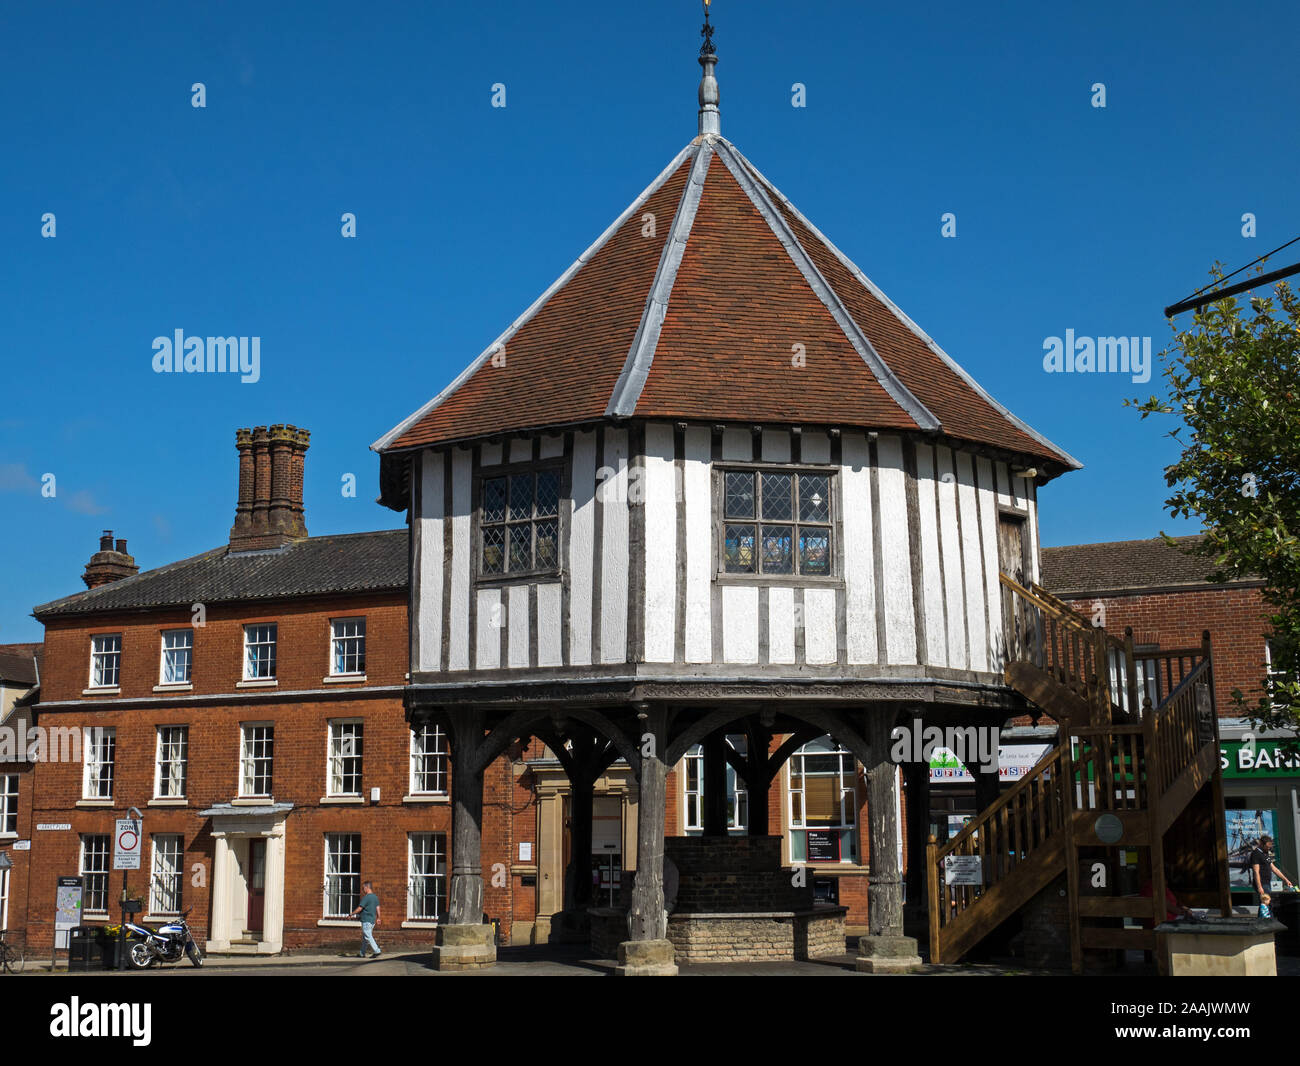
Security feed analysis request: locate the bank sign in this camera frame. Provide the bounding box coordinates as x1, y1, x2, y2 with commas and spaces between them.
1221, 741, 1300, 779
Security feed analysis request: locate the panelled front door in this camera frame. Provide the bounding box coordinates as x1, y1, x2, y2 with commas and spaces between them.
246, 838, 266, 934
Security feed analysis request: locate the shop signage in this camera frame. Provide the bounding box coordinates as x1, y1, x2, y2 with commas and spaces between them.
930, 744, 1051, 784
806, 829, 840, 862
1221, 741, 1300, 779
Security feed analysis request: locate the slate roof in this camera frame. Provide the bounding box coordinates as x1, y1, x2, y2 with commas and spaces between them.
0, 643, 41, 685
1039, 535, 1259, 595
374, 135, 1080, 477
33, 530, 408, 619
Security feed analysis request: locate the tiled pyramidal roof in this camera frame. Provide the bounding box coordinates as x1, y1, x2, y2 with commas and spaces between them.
374, 136, 1079, 473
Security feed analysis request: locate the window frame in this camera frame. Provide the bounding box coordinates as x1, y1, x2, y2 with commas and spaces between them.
242, 623, 278, 681
713, 463, 841, 584
473, 459, 566, 584
409, 723, 449, 796
239, 723, 275, 798
329, 617, 367, 677
788, 736, 860, 865
407, 832, 447, 921
153, 725, 189, 800
80, 834, 111, 915
0, 773, 17, 836
148, 834, 185, 915
159, 628, 193, 685
682, 737, 749, 834
82, 727, 116, 800
327, 719, 364, 797
88, 633, 122, 689
323, 833, 362, 919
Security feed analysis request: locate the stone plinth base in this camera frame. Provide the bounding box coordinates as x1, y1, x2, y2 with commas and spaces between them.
614, 938, 678, 976
430, 924, 496, 971
856, 933, 922, 973
1156, 918, 1284, 977
592, 906, 847, 963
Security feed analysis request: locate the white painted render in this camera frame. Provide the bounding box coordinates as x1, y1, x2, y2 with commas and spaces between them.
408, 423, 1033, 680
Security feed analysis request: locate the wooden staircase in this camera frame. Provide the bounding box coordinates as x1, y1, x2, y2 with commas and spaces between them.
927, 574, 1233, 972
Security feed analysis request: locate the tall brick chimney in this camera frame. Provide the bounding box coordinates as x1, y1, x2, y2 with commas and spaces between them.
82, 530, 139, 588
228, 424, 311, 552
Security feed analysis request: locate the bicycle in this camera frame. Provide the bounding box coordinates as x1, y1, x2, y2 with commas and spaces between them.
0, 932, 24, 974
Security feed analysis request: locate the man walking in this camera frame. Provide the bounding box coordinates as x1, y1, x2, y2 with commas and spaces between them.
349, 881, 381, 959
1249, 835, 1294, 916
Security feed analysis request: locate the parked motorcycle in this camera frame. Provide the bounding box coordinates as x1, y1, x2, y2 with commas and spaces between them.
124, 908, 204, 969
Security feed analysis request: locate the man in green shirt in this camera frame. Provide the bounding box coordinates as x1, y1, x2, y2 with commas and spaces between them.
349, 881, 381, 958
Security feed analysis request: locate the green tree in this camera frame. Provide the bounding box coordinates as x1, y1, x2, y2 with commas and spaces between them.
1129, 267, 1300, 733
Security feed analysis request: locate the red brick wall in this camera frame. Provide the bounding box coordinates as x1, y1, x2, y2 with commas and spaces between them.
1055, 584, 1272, 715
22, 593, 528, 952
1, 759, 34, 948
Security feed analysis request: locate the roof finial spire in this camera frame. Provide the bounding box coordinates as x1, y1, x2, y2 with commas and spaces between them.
698, 0, 720, 138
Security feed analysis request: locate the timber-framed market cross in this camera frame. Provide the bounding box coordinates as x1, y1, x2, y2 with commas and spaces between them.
372, 4, 1230, 975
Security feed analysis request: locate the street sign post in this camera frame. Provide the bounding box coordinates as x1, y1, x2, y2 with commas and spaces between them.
114, 809, 143, 971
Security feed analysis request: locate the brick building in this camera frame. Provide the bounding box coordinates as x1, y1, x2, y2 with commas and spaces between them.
17, 426, 527, 955
0, 643, 40, 944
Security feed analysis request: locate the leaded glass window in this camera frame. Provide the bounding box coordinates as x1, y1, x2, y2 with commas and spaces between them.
723, 470, 833, 576
479, 467, 562, 576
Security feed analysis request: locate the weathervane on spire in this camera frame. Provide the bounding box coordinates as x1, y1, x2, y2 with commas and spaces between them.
697, 0, 720, 136
700, 0, 716, 57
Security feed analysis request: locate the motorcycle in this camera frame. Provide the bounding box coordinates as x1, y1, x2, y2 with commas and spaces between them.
124, 908, 204, 969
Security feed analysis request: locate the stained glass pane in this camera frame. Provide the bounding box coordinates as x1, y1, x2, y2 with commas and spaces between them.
799, 474, 830, 523
723, 524, 756, 572
800, 529, 831, 575
509, 474, 534, 519
509, 525, 531, 571
482, 525, 505, 573
760, 525, 793, 573
724, 472, 755, 519
760, 473, 793, 520
535, 471, 559, 517
535, 519, 558, 569
483, 478, 507, 523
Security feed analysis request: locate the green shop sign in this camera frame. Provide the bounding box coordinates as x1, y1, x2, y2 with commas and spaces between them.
1221, 741, 1300, 779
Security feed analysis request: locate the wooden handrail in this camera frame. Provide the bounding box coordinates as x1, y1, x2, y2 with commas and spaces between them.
933, 741, 1068, 862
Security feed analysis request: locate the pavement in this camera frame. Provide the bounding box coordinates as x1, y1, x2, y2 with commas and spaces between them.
21, 942, 1300, 977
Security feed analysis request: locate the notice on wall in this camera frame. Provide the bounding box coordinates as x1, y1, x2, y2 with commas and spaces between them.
943, 855, 983, 887
518, 842, 533, 863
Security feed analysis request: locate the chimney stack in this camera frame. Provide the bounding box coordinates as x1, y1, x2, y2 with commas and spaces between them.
229, 424, 311, 552
82, 530, 139, 589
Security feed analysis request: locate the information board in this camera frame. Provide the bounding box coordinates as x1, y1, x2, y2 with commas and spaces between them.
943, 855, 983, 886
806, 829, 840, 862
54, 876, 83, 950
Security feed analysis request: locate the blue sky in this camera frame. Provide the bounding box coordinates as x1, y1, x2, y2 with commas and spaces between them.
2, 0, 1296, 643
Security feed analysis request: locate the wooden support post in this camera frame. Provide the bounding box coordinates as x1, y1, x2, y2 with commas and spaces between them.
744, 719, 772, 836
1123, 626, 1140, 720
702, 732, 728, 836
431, 708, 496, 971
1143, 706, 1167, 957
1211, 767, 1232, 916
904, 762, 931, 910
1061, 725, 1083, 974
616, 706, 676, 976
857, 715, 921, 972
927, 834, 942, 963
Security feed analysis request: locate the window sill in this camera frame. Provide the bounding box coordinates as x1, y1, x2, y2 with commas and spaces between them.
236, 679, 278, 689
322, 674, 367, 685
0, 832, 17, 841
142, 913, 182, 924
317, 918, 361, 928
402, 794, 449, 804
76, 799, 115, 808
714, 573, 844, 588
148, 798, 188, 807
82, 687, 120, 696
400, 920, 442, 929
474, 569, 564, 588
84, 912, 110, 922
319, 796, 365, 805
153, 683, 193, 693
232, 797, 273, 805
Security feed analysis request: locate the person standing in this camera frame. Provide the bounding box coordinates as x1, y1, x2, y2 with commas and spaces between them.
349, 881, 381, 958
1249, 836, 1294, 916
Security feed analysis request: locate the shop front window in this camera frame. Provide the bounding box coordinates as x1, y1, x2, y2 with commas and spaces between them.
788, 735, 858, 863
